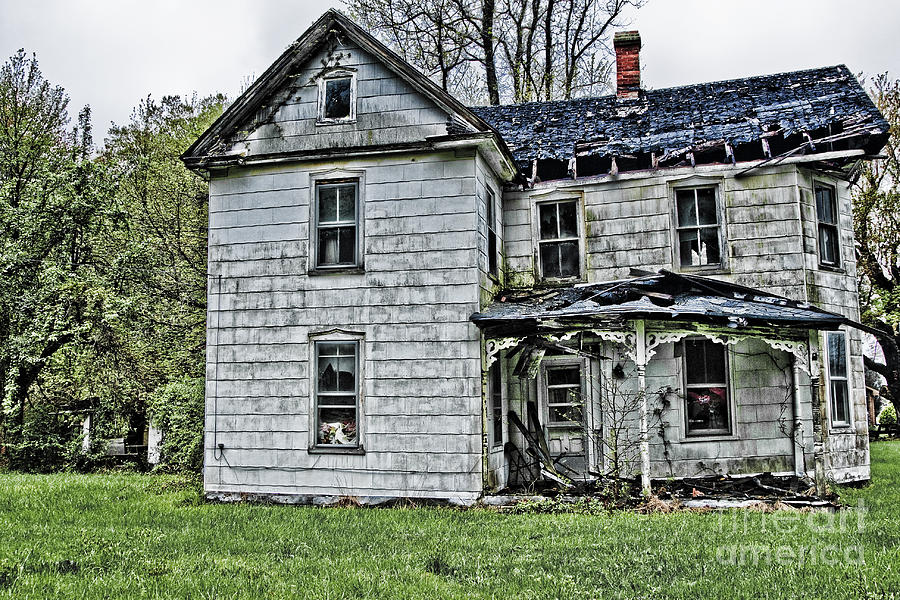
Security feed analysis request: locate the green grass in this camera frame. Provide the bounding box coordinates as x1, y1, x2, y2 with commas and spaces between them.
1, 445, 899, 599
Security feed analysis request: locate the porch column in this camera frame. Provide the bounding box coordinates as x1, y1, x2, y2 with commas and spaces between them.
809, 331, 826, 494
634, 319, 651, 496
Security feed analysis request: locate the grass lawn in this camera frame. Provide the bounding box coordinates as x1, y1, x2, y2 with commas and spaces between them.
0, 444, 898, 599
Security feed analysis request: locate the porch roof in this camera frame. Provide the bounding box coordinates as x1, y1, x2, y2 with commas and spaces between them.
471, 270, 871, 336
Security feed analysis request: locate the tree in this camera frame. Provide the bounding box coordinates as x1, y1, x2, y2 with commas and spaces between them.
0, 50, 113, 457
345, 0, 646, 105
101, 94, 225, 406
854, 73, 900, 414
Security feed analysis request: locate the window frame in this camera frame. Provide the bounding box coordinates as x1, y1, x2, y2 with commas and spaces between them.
308, 330, 365, 454
532, 194, 585, 284
814, 182, 841, 269
486, 186, 501, 280
316, 69, 357, 125
680, 338, 734, 438
825, 330, 852, 428
538, 357, 587, 429
672, 183, 726, 272
309, 171, 365, 274
488, 360, 504, 449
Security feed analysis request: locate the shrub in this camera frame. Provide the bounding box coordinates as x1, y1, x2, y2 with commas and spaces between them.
878, 403, 897, 427
3, 402, 82, 472
147, 377, 204, 472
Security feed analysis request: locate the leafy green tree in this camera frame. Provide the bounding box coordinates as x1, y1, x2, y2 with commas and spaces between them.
854, 73, 900, 414
96, 95, 223, 467
0, 50, 114, 461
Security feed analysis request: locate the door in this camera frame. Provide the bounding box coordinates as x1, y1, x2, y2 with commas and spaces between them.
538, 358, 592, 478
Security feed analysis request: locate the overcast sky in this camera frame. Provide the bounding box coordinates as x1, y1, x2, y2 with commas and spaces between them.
2, 0, 898, 141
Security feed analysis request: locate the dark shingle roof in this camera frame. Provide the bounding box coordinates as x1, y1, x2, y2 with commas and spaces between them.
470, 270, 872, 336
470, 65, 889, 170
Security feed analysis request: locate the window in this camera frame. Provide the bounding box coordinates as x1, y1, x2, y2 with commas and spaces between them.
314, 340, 360, 447
488, 361, 503, 448
314, 181, 359, 269
486, 188, 500, 278
675, 186, 723, 268
317, 72, 356, 123
682, 339, 730, 435
827, 331, 851, 427
538, 200, 580, 280
815, 184, 840, 267
545, 365, 583, 425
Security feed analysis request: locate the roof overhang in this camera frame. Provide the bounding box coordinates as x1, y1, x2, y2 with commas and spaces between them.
471, 270, 878, 339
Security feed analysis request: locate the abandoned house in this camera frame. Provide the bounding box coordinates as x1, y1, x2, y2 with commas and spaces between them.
182, 9, 889, 503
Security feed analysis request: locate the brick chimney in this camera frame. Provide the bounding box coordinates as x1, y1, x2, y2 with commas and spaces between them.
614, 31, 641, 99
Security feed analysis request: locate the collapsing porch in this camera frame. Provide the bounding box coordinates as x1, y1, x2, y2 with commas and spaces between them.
471, 270, 873, 497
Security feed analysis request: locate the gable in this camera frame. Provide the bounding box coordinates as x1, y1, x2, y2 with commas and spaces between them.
235, 40, 454, 157
183, 10, 507, 170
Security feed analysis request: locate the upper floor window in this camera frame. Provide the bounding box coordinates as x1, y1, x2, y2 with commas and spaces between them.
486, 188, 500, 278
314, 181, 360, 270
537, 200, 581, 280
815, 184, 840, 267
675, 186, 723, 269
826, 331, 850, 427
314, 340, 360, 447
317, 72, 356, 123
682, 338, 731, 435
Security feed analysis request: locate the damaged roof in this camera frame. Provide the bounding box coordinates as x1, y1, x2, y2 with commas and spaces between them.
471, 270, 872, 336
470, 65, 889, 170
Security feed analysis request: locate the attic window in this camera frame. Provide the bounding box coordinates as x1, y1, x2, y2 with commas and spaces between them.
318, 73, 356, 123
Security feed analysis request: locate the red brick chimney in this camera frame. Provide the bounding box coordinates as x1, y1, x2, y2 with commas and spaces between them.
614, 31, 641, 99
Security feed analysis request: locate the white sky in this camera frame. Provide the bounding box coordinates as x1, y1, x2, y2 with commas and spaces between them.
2, 0, 898, 141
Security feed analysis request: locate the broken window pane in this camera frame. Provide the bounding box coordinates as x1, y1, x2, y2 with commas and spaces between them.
324, 77, 352, 120
678, 230, 700, 267
683, 339, 729, 434
700, 227, 721, 264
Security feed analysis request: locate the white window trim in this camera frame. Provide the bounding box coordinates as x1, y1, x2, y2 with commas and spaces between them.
538, 356, 588, 429
308, 329, 365, 453
487, 360, 505, 450
309, 169, 366, 274
825, 330, 852, 429
814, 180, 842, 270
678, 338, 737, 440
531, 190, 585, 284
486, 185, 502, 281
671, 181, 727, 272
316, 68, 357, 125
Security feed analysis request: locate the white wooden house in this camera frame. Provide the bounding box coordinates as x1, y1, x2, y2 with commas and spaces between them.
183, 10, 888, 503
